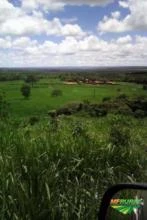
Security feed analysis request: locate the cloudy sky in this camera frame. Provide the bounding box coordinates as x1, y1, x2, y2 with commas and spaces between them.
0, 0, 147, 67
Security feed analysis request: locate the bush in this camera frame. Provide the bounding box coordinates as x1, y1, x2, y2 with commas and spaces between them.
117, 93, 128, 100
88, 104, 108, 117
56, 107, 72, 116
51, 89, 62, 97
128, 96, 147, 113
29, 116, 39, 125
48, 110, 57, 118
21, 84, 31, 99
102, 96, 111, 102
143, 84, 147, 90
134, 109, 146, 118
116, 105, 132, 115
95, 107, 107, 117
66, 102, 83, 113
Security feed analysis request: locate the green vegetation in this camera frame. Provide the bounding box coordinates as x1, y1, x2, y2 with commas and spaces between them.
0, 115, 147, 219
25, 75, 39, 87
0, 79, 146, 117
51, 89, 63, 97
21, 84, 31, 99
0, 93, 9, 119
0, 70, 147, 219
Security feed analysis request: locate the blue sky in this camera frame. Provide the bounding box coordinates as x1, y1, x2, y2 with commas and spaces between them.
0, 0, 147, 67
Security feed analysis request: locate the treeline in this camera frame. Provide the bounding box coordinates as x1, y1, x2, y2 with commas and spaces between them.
124, 72, 147, 84
59, 71, 147, 84
0, 68, 147, 84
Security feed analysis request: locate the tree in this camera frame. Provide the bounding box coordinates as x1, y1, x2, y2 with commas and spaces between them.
51, 89, 62, 97
21, 84, 31, 99
25, 75, 38, 87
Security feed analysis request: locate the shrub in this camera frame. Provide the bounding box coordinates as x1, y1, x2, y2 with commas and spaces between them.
116, 105, 132, 115
29, 116, 39, 125
117, 93, 128, 100
56, 107, 72, 116
21, 84, 31, 99
143, 84, 147, 90
102, 96, 111, 102
88, 104, 108, 117
66, 102, 83, 113
48, 110, 57, 118
51, 89, 62, 97
128, 96, 147, 113
134, 109, 146, 118
95, 107, 107, 117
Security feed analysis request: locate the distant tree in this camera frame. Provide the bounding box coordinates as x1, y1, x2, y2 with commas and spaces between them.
21, 84, 31, 99
25, 75, 38, 87
51, 89, 62, 97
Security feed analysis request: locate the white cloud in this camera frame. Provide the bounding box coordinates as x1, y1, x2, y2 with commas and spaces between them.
0, 0, 146, 67
116, 35, 132, 44
0, 0, 23, 23
119, 1, 129, 8
0, 13, 85, 37
98, 0, 147, 32
0, 1, 85, 37
0, 34, 147, 66
13, 37, 37, 49
111, 11, 121, 19
0, 36, 12, 49
22, 0, 114, 11
61, 17, 78, 24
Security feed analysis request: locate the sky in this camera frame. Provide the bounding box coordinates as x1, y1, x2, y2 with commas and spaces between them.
0, 0, 147, 67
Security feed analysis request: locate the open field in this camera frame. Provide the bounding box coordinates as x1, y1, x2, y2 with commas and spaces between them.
0, 79, 146, 117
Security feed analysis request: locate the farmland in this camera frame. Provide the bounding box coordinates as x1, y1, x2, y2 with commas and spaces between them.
0, 71, 147, 219
0, 79, 146, 117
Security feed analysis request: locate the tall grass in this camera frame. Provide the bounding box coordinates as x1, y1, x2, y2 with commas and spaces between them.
0, 115, 147, 219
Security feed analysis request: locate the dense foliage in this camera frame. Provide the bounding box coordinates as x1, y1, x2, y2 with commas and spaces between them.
51, 89, 63, 97
21, 84, 31, 99
0, 115, 146, 219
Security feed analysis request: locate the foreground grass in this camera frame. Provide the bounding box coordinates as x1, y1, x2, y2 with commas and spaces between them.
0, 115, 147, 219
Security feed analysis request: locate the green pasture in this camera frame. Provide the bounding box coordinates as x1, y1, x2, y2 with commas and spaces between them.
0, 79, 145, 117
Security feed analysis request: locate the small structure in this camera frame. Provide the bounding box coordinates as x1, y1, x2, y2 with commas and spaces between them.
63, 79, 117, 85
64, 81, 78, 85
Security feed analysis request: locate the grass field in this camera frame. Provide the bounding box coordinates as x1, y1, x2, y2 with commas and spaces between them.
0, 78, 147, 219
0, 79, 146, 117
